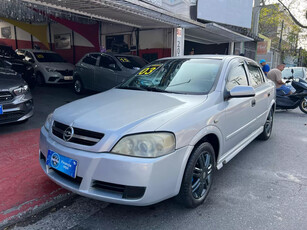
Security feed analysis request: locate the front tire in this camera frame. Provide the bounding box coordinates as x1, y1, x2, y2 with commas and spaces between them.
299, 98, 307, 114
177, 142, 215, 208
73, 78, 85, 95
258, 108, 274, 140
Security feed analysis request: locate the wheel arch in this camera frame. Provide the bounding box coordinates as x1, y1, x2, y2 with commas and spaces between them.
188, 126, 222, 166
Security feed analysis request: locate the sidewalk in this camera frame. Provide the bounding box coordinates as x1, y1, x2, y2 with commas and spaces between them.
0, 128, 70, 227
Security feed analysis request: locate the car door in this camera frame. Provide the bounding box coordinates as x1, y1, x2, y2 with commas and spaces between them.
246, 62, 272, 129
94, 55, 119, 91
222, 59, 257, 155
77, 54, 99, 90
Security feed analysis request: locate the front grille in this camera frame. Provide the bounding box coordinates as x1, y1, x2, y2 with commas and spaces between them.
57, 70, 73, 76
52, 121, 104, 146
0, 91, 14, 102
0, 111, 25, 124
92, 180, 146, 199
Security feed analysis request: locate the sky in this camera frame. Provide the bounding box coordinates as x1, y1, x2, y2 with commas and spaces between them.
266, 0, 307, 49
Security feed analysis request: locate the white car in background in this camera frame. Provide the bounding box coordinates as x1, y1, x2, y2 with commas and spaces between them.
17, 49, 75, 85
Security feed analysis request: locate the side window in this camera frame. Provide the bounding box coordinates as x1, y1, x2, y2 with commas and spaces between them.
99, 56, 118, 70
226, 63, 249, 91
82, 54, 98, 66
248, 65, 264, 87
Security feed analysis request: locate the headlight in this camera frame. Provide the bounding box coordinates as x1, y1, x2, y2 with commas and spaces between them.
13, 85, 29, 96
111, 132, 175, 158
44, 113, 53, 131
46, 67, 56, 72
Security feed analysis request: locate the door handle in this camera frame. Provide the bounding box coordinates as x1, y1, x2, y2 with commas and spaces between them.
268, 92, 271, 97
251, 99, 256, 107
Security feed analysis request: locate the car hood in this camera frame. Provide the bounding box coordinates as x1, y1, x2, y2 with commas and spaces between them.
53, 89, 207, 135
0, 68, 25, 90
39, 62, 74, 70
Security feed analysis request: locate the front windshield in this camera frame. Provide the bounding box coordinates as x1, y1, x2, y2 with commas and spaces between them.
282, 68, 304, 79
116, 56, 147, 69
34, 52, 66, 63
118, 58, 222, 94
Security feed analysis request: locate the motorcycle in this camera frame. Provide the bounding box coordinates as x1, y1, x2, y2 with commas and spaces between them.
276, 76, 307, 114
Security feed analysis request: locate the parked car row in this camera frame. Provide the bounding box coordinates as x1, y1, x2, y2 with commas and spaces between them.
0, 44, 148, 125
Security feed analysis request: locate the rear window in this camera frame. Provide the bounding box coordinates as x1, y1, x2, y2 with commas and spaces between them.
247, 65, 264, 87
115, 56, 147, 69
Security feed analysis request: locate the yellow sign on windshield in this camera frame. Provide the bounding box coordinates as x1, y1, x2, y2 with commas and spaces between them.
36, 54, 44, 59
118, 57, 130, 63
138, 64, 161, 76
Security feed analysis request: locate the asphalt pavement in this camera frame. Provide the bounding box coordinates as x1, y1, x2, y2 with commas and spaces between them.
7, 108, 307, 230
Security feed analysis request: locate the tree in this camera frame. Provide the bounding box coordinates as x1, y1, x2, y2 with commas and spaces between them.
262, 0, 307, 29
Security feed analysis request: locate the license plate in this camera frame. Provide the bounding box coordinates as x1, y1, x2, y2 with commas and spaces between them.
46, 150, 78, 178
64, 76, 73, 80
0, 105, 3, 115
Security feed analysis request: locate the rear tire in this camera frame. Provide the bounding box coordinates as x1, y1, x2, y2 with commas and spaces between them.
299, 98, 307, 114
73, 78, 85, 95
177, 142, 215, 208
258, 108, 274, 140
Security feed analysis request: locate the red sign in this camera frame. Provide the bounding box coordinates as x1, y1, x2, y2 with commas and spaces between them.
257, 41, 268, 55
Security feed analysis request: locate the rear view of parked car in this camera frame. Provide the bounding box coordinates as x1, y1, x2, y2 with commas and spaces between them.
0, 67, 33, 125
0, 45, 35, 87
20, 49, 75, 85
73, 53, 148, 94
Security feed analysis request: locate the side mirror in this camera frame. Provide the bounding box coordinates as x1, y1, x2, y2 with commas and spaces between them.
228, 86, 255, 98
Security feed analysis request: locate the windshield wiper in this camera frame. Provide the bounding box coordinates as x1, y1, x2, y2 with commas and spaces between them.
117, 86, 147, 91
142, 86, 176, 93
167, 79, 191, 87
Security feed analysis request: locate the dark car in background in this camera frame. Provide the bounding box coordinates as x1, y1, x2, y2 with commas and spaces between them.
73, 53, 148, 94
0, 67, 33, 125
0, 45, 35, 87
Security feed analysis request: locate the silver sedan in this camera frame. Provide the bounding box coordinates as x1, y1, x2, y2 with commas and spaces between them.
40, 55, 275, 208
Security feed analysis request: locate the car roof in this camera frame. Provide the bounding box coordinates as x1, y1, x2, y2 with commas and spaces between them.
159, 55, 258, 65
86, 52, 142, 58
20, 49, 56, 54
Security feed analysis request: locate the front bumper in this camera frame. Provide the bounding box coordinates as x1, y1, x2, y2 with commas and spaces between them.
44, 71, 73, 84
39, 127, 192, 206
0, 93, 34, 125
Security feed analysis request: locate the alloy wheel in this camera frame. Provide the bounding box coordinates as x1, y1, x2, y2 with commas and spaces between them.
264, 110, 273, 136
74, 80, 81, 93
191, 152, 213, 199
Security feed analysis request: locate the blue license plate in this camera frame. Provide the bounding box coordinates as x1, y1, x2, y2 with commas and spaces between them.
0, 105, 3, 115
46, 150, 78, 178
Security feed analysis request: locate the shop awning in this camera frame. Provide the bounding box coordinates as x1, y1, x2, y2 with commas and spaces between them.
185, 23, 254, 45
17, 0, 254, 43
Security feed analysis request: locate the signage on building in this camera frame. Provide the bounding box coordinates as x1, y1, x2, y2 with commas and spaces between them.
197, 0, 253, 28
257, 41, 268, 55
142, 0, 195, 19
173, 28, 185, 57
